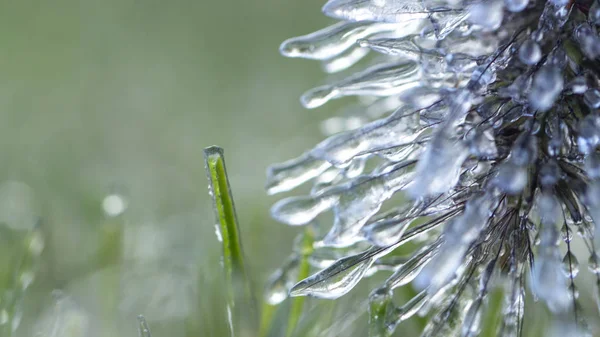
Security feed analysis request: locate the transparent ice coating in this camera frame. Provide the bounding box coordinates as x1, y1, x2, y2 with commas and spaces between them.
309, 106, 423, 166
530, 221, 571, 313
322, 0, 465, 24
322, 46, 370, 73
415, 194, 495, 293
280, 21, 399, 61
322, 167, 415, 247
385, 240, 441, 289
271, 194, 339, 226
289, 250, 375, 299
301, 60, 422, 109
409, 130, 469, 198
266, 152, 332, 195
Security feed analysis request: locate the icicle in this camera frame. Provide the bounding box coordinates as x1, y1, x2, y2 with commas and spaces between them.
279, 21, 397, 60
289, 250, 375, 299
301, 61, 422, 109
266, 152, 332, 195
310, 106, 422, 166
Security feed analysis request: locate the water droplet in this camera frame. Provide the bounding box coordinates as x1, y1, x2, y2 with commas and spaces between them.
518, 39, 541, 65
290, 250, 374, 299
562, 251, 580, 278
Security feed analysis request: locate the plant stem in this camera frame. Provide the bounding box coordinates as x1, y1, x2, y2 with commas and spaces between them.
204, 146, 256, 337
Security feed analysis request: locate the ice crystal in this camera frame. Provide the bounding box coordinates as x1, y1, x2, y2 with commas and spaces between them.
268, 0, 600, 336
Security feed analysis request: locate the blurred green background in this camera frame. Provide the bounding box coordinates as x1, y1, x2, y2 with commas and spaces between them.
0, 1, 597, 337
0, 1, 386, 336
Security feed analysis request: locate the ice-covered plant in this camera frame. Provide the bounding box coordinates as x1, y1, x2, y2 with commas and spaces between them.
266, 0, 600, 336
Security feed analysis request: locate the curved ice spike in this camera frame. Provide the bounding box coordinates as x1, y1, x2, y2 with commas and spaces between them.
289, 250, 375, 299
300, 61, 422, 109
322, 0, 463, 24
271, 194, 339, 226
279, 21, 398, 61
385, 240, 442, 289
321, 46, 369, 74
266, 152, 332, 195
309, 106, 422, 166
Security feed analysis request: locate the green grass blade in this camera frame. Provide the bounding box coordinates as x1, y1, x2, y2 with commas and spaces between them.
285, 227, 315, 337
137, 315, 153, 337
204, 146, 256, 337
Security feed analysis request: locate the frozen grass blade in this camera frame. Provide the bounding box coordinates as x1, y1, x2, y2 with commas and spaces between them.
285, 228, 315, 337
204, 146, 255, 337
0, 222, 44, 336
137, 315, 152, 337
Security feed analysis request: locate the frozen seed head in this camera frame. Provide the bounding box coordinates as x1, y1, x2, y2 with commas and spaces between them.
271, 0, 600, 336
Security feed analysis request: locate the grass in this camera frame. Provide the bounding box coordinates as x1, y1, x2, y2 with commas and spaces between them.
204, 146, 256, 337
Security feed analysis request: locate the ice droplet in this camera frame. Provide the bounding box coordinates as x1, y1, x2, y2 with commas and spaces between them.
528, 66, 564, 112
562, 251, 580, 279
518, 39, 542, 65
322, 47, 369, 74
301, 61, 421, 109
290, 250, 374, 299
